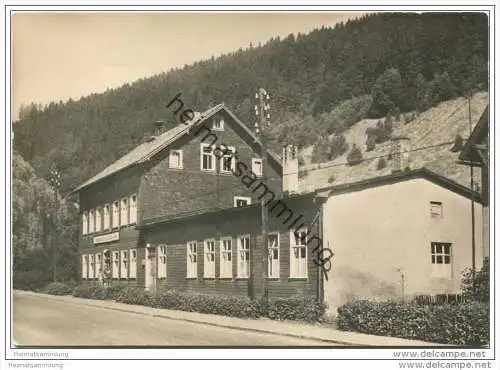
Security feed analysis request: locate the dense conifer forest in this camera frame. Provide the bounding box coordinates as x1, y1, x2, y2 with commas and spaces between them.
13, 12, 488, 194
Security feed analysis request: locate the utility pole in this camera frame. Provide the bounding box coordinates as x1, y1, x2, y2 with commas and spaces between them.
254, 88, 271, 299
467, 90, 476, 294
48, 165, 61, 283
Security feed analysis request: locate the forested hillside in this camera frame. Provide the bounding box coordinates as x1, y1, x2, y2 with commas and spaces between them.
13, 12, 488, 194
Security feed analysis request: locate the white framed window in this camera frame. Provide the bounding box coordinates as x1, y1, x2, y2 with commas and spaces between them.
81, 255, 88, 279
290, 228, 308, 278
112, 201, 120, 228
220, 145, 236, 173
220, 237, 233, 278
212, 117, 224, 131
120, 250, 128, 279
103, 204, 110, 230
201, 143, 215, 171
95, 207, 102, 233
82, 211, 88, 235
157, 245, 167, 279
169, 149, 183, 169
112, 251, 119, 279
430, 201, 443, 218
129, 195, 137, 224
95, 253, 102, 276
120, 198, 129, 226
268, 232, 280, 279
237, 235, 250, 278
252, 158, 263, 177
234, 196, 251, 207
204, 239, 216, 278
89, 254, 95, 278
431, 242, 452, 278
129, 249, 137, 278
88, 209, 95, 234
187, 241, 198, 278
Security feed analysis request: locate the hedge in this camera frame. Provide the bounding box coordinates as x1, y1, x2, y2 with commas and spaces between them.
337, 299, 489, 345
43, 282, 75, 296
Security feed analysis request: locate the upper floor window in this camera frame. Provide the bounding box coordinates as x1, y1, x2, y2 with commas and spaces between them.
220, 146, 236, 173
252, 158, 263, 177
430, 201, 443, 218
95, 207, 102, 233
220, 237, 233, 278
187, 241, 198, 278
129, 249, 137, 279
88, 209, 95, 234
204, 239, 216, 278
234, 196, 251, 207
82, 211, 88, 235
169, 149, 183, 169
290, 228, 308, 278
268, 232, 280, 279
103, 204, 110, 230
129, 195, 137, 224
112, 201, 120, 229
120, 198, 129, 226
237, 235, 250, 278
201, 143, 215, 171
157, 245, 167, 279
212, 117, 224, 131
431, 242, 452, 279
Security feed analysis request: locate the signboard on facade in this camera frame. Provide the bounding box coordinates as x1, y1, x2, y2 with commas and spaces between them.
93, 232, 119, 245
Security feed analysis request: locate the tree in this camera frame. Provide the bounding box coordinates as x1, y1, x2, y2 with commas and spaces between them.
370, 68, 403, 117
450, 134, 464, 152
347, 144, 363, 166
461, 257, 489, 303
330, 134, 349, 159
366, 134, 376, 152
377, 157, 387, 170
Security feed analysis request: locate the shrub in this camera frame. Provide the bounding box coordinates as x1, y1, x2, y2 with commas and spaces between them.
377, 157, 387, 170
43, 282, 73, 296
347, 145, 363, 166
450, 134, 464, 152
462, 257, 489, 303
337, 299, 489, 345
72, 282, 108, 300
264, 296, 327, 322
116, 286, 155, 307
13, 270, 51, 292
327, 175, 335, 184
298, 169, 309, 178
366, 135, 376, 152
153, 290, 261, 318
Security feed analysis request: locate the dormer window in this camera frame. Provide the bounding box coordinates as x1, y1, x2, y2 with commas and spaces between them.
212, 117, 224, 131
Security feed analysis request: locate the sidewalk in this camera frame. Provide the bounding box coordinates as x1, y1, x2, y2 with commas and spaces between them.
14, 290, 447, 347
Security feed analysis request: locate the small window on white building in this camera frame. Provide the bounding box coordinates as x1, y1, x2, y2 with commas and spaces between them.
121, 250, 128, 279
431, 242, 452, 278
212, 117, 224, 131
220, 146, 235, 173
268, 232, 280, 279
169, 150, 183, 169
430, 201, 443, 218
234, 196, 251, 207
112, 201, 120, 228
220, 237, 233, 278
103, 204, 110, 230
129, 249, 137, 279
252, 158, 263, 177
157, 245, 167, 279
95, 207, 102, 233
112, 251, 119, 279
201, 143, 215, 171
237, 235, 250, 278
290, 229, 308, 278
82, 211, 88, 235
89, 254, 95, 278
129, 195, 137, 224
120, 198, 129, 226
204, 239, 216, 278
187, 241, 198, 278
88, 209, 95, 234
81, 255, 88, 279
95, 253, 102, 275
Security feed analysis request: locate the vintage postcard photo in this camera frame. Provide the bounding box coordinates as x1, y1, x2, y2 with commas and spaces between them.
3, 4, 496, 369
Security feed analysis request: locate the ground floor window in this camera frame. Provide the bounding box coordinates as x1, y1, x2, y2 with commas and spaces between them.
81, 255, 88, 279
112, 251, 119, 279
121, 250, 128, 279
268, 232, 280, 279
95, 253, 102, 276
157, 245, 167, 279
89, 255, 95, 278
220, 237, 233, 278
204, 239, 215, 278
431, 242, 452, 278
290, 229, 308, 278
129, 249, 137, 279
186, 241, 197, 278
237, 235, 250, 278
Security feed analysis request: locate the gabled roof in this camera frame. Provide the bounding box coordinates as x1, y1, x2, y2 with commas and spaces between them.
314, 167, 483, 204
459, 105, 489, 163
72, 104, 281, 193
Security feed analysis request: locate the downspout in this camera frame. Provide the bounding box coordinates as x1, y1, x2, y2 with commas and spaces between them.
317, 203, 324, 303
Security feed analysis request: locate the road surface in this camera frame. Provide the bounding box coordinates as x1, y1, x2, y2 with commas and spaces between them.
13, 292, 334, 346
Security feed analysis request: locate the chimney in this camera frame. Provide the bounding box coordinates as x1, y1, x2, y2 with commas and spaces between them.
153, 120, 165, 136
282, 144, 299, 194
390, 136, 411, 173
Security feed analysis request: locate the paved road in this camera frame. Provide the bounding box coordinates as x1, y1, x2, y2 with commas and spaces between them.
13, 293, 332, 346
